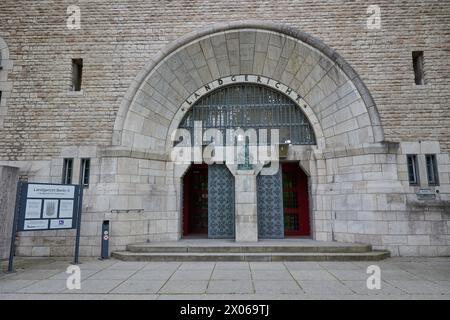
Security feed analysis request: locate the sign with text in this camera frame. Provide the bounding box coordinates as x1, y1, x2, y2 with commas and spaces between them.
416, 188, 436, 200
17, 183, 81, 231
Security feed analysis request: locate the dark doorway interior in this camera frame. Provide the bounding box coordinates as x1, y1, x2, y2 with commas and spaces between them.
282, 163, 311, 236
183, 164, 208, 237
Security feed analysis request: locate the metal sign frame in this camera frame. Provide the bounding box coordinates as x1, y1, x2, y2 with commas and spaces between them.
8, 181, 84, 272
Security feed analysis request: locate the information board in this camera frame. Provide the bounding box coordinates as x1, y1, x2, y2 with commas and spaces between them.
17, 183, 81, 231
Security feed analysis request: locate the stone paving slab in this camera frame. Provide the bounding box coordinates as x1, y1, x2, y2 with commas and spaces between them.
88, 269, 138, 280
17, 279, 67, 294
214, 262, 250, 270
211, 269, 251, 280
206, 280, 253, 294
254, 280, 304, 294
299, 280, 354, 295
130, 270, 175, 280
63, 279, 124, 294
0, 257, 449, 299
341, 280, 405, 295
159, 280, 209, 294
0, 280, 38, 293
111, 280, 166, 294
171, 270, 212, 281
290, 270, 336, 281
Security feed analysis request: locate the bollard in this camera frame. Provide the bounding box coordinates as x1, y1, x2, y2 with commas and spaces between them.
101, 220, 110, 259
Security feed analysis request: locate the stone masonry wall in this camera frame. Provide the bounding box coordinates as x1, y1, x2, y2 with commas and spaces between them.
0, 1, 449, 257
6, 150, 179, 257
0, 0, 449, 159
0, 165, 18, 259
311, 141, 450, 256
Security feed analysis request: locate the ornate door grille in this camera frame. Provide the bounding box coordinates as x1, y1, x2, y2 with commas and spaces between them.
208, 164, 235, 238
257, 167, 284, 238
178, 84, 316, 145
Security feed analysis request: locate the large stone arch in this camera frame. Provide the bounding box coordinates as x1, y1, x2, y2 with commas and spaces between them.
112, 20, 384, 157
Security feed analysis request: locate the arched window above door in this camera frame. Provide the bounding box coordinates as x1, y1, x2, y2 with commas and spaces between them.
178, 84, 316, 145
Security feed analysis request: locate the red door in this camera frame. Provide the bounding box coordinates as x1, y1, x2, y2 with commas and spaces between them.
183, 164, 208, 236
282, 163, 310, 236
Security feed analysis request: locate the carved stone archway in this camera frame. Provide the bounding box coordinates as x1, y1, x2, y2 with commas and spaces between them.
107, 21, 387, 243
112, 21, 384, 156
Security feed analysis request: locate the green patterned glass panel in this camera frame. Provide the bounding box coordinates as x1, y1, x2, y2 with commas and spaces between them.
257, 167, 284, 238
208, 164, 235, 238
178, 84, 316, 145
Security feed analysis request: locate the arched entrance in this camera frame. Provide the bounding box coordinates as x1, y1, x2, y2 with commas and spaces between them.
180, 83, 315, 239
182, 163, 235, 239
111, 21, 385, 243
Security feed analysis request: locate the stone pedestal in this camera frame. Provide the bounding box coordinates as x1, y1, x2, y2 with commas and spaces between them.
234, 170, 258, 242
0, 166, 19, 259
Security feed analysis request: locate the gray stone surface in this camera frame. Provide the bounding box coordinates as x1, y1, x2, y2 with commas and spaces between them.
254, 280, 303, 294
206, 280, 253, 294
0, 166, 18, 260
1, 257, 449, 299
1, 15, 449, 259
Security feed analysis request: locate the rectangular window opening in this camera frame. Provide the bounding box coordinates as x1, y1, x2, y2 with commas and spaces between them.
425, 154, 439, 186
412, 51, 425, 85
62, 158, 74, 184
80, 158, 91, 188
407, 154, 419, 186
71, 58, 83, 91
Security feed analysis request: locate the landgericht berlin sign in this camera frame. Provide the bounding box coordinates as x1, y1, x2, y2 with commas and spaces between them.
18, 183, 80, 231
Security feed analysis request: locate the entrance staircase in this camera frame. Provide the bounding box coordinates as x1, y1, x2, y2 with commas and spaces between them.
112, 239, 390, 262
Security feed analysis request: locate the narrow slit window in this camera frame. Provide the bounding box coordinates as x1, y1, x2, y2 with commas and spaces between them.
62, 158, 74, 184
407, 154, 419, 186
425, 154, 439, 186
412, 51, 425, 85
71, 58, 83, 91
80, 158, 91, 188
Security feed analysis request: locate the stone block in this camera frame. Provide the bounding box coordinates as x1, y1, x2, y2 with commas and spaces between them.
407, 235, 430, 245
31, 246, 50, 256
117, 158, 139, 175
388, 221, 410, 235
401, 142, 420, 154
382, 235, 408, 245
420, 141, 440, 154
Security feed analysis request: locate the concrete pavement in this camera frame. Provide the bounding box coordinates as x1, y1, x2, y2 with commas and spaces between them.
1, 257, 449, 299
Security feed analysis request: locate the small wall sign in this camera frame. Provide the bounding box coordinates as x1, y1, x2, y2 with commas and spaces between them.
416, 188, 436, 200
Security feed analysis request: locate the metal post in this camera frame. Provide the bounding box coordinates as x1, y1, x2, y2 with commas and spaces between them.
101, 220, 110, 260
73, 185, 83, 264
8, 181, 23, 273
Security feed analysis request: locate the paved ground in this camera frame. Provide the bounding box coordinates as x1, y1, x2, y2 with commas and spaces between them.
0, 257, 449, 299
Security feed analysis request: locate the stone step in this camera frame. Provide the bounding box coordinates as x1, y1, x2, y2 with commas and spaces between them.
112, 251, 390, 262
125, 242, 373, 254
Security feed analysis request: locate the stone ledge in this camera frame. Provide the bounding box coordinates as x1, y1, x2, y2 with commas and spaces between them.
100, 147, 168, 161
406, 199, 450, 209
313, 141, 399, 160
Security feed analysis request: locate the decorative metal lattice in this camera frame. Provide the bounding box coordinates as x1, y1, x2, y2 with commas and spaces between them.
257, 167, 284, 238
208, 164, 235, 238
179, 84, 316, 145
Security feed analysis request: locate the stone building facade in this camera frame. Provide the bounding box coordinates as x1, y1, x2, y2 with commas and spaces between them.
0, 1, 449, 257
